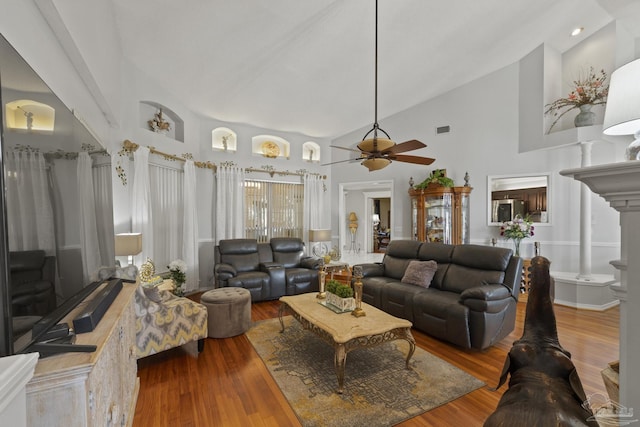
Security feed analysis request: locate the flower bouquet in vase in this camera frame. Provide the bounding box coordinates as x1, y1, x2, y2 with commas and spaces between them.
168, 259, 187, 297
500, 215, 534, 257
544, 67, 609, 133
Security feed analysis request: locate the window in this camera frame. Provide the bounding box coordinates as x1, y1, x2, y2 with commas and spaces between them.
245, 180, 303, 242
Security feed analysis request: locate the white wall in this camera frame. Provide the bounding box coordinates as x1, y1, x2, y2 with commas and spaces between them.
3, 3, 628, 281
331, 58, 624, 275
0, 1, 112, 145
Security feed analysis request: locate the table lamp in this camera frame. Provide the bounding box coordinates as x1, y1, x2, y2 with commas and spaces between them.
309, 229, 331, 260
602, 58, 640, 160
349, 212, 358, 234
372, 214, 380, 232
115, 233, 142, 281
348, 212, 358, 252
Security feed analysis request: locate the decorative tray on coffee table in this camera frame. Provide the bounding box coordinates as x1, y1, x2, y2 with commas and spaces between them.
318, 301, 353, 314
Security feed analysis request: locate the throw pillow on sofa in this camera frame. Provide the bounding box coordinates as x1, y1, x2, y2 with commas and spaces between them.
401, 260, 437, 288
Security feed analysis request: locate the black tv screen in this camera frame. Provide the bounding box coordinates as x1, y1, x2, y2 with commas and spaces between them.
0, 33, 114, 356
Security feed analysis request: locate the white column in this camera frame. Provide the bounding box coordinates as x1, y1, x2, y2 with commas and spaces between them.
561, 161, 640, 415
578, 142, 593, 280
0, 353, 39, 427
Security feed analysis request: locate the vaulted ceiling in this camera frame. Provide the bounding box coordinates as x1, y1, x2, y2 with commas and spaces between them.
110, 0, 640, 139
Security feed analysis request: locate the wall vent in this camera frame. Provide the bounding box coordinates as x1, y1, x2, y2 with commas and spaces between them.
436, 125, 450, 134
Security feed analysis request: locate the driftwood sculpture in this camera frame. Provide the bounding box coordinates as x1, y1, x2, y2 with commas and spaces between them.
484, 256, 599, 427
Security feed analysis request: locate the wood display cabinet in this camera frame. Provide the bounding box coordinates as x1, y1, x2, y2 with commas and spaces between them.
409, 184, 472, 245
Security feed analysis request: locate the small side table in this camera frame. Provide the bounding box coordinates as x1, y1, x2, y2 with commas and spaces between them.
324, 262, 351, 284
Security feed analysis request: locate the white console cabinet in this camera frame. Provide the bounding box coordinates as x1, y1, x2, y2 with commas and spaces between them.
26, 282, 139, 427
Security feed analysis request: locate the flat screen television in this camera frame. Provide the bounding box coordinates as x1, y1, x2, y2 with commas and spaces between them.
0, 33, 115, 356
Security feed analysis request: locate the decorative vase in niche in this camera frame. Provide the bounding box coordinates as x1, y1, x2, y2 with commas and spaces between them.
574, 104, 596, 127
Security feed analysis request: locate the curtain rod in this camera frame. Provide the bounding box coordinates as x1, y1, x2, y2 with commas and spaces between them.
122, 139, 326, 179
244, 167, 326, 179
122, 139, 216, 170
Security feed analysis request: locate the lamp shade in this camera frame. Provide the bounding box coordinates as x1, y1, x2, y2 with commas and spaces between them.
309, 229, 331, 242
349, 212, 358, 221
372, 214, 380, 223
357, 137, 395, 153
603, 58, 640, 136
362, 157, 391, 171
114, 233, 142, 256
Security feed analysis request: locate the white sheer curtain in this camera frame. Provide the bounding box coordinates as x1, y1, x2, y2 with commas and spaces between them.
149, 162, 183, 274
5, 151, 55, 254
92, 156, 115, 266
303, 174, 325, 252
183, 160, 199, 291
216, 166, 246, 241
77, 152, 101, 281
132, 146, 153, 264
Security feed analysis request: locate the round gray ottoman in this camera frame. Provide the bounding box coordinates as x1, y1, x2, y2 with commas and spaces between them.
201, 287, 251, 338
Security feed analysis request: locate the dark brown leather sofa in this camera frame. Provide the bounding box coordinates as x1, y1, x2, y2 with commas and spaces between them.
214, 238, 322, 301
355, 240, 522, 350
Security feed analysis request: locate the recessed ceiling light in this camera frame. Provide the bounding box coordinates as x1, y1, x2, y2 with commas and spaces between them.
571, 27, 584, 36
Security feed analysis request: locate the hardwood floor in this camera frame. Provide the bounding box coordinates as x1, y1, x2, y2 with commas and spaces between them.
133, 297, 619, 427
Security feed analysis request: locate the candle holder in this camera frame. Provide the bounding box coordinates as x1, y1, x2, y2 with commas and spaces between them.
317, 266, 327, 299
351, 265, 366, 317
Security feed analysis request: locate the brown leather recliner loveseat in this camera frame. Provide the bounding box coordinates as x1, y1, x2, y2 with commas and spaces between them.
355, 240, 522, 350
214, 237, 322, 301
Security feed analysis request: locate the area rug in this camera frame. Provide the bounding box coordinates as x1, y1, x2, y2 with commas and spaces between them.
246, 316, 485, 427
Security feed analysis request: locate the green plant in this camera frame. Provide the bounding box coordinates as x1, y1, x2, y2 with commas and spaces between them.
414, 169, 454, 189
326, 279, 354, 298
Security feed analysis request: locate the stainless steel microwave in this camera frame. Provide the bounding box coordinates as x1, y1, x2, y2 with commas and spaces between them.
492, 199, 526, 223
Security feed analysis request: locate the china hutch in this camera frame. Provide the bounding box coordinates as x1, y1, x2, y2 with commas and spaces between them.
409, 184, 472, 245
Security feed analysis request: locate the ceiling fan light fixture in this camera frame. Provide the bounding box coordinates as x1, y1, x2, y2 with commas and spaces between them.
321, 0, 433, 171
362, 158, 391, 171
358, 137, 395, 153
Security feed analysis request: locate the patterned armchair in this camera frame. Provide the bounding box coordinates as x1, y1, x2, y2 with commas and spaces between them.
134, 280, 208, 358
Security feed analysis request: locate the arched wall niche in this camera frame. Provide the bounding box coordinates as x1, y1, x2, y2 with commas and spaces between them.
302, 141, 320, 162
5, 99, 55, 132
251, 134, 290, 159
139, 100, 185, 142
212, 127, 237, 152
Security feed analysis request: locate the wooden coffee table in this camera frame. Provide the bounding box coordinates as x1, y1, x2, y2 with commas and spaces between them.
278, 293, 415, 393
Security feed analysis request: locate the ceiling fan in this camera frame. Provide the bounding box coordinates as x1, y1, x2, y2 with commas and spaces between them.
326, 0, 435, 172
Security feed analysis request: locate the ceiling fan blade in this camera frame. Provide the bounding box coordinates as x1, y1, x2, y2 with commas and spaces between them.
321, 158, 361, 166
382, 139, 426, 154
330, 145, 361, 154
390, 154, 436, 165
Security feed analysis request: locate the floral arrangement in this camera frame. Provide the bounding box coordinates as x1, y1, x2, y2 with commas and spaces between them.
500, 215, 534, 240
544, 67, 609, 133
168, 259, 187, 297
500, 215, 534, 256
